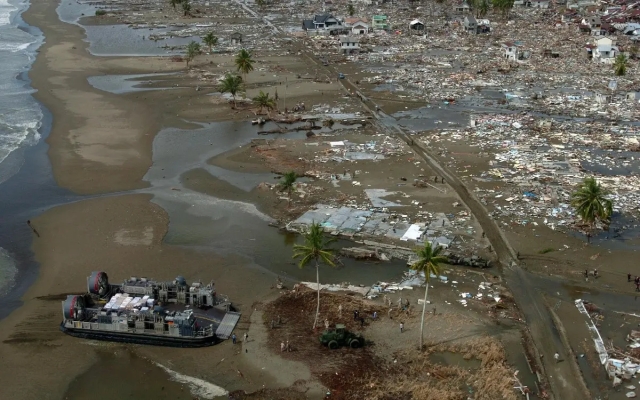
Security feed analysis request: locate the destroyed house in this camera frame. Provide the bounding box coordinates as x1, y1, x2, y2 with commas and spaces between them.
344, 18, 369, 34
586, 15, 602, 28
230, 32, 242, 45
627, 91, 640, 101
502, 42, 523, 61
464, 16, 477, 33
454, 2, 471, 13
372, 15, 389, 30
409, 19, 425, 32
340, 36, 360, 54
302, 14, 341, 31
590, 37, 618, 62
526, 0, 549, 8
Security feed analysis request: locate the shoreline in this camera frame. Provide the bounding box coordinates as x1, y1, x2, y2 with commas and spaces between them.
1, 0, 638, 398
1, 1, 325, 398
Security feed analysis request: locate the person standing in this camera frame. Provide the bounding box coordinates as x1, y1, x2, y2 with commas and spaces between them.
593, 269, 598, 278
244, 332, 248, 342
554, 353, 560, 363
280, 342, 285, 352
629, 273, 632, 283
232, 333, 237, 344
372, 311, 377, 320
400, 322, 404, 333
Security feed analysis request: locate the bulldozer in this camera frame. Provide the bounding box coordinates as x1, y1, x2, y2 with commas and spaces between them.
319, 324, 364, 349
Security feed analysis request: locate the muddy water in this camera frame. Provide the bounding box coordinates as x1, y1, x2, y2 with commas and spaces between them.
140, 119, 409, 285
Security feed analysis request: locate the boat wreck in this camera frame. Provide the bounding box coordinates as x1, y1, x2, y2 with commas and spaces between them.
60, 272, 240, 347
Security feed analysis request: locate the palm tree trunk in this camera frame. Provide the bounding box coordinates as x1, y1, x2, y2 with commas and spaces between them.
419, 275, 430, 349
313, 260, 320, 329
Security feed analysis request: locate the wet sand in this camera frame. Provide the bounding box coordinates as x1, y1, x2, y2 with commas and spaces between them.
3, 0, 637, 398
0, 0, 317, 398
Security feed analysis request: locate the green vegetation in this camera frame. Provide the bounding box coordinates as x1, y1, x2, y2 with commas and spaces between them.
293, 222, 336, 329
202, 32, 218, 53
410, 242, 447, 349
347, 3, 355, 16
169, 0, 182, 10
539, 247, 555, 254
571, 177, 613, 243
279, 171, 297, 207
614, 54, 628, 76
182, 0, 191, 16
252, 90, 276, 116
323, 118, 335, 129
491, 0, 514, 18
218, 74, 243, 108
235, 49, 255, 82
185, 41, 201, 68
478, 0, 489, 17
95, 9, 106, 16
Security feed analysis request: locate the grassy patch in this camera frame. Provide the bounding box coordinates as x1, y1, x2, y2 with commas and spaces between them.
539, 247, 555, 254
95, 9, 106, 16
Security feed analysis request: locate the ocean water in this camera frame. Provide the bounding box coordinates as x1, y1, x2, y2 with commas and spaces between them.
0, 0, 44, 293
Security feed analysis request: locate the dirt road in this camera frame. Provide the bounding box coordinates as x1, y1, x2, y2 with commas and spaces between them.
324, 65, 591, 399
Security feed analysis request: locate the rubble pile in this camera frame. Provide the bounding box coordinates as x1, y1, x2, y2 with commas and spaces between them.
288, 204, 487, 261
421, 114, 640, 231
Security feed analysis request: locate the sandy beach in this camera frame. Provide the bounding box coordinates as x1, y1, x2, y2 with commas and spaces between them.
0, 0, 638, 398
0, 0, 308, 397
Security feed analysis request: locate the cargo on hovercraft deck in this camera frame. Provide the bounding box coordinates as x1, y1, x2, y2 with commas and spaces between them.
60, 272, 240, 347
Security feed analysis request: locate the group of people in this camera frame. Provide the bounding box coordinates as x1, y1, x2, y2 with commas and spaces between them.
583, 269, 598, 279
280, 340, 292, 352
231, 332, 248, 345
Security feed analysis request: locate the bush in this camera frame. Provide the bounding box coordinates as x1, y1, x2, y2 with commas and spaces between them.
539, 247, 555, 254
95, 9, 106, 16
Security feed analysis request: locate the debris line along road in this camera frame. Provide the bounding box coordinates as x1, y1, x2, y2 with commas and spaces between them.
329, 70, 591, 400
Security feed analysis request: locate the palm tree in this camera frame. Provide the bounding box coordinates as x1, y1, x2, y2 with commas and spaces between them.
614, 54, 628, 76
202, 32, 218, 53
235, 49, 255, 82
253, 90, 276, 115
571, 177, 613, 243
492, 0, 514, 18
185, 41, 200, 68
182, 0, 191, 16
323, 118, 335, 129
347, 3, 355, 16
293, 222, 336, 329
279, 171, 297, 206
218, 74, 243, 108
410, 242, 447, 349
478, 0, 489, 17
